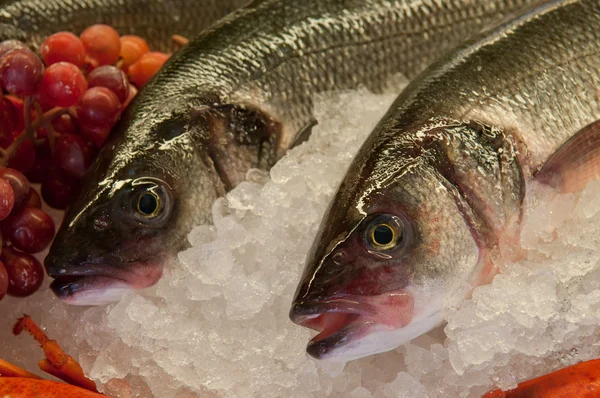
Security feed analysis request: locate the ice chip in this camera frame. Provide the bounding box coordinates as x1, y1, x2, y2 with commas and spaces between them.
187, 225, 216, 247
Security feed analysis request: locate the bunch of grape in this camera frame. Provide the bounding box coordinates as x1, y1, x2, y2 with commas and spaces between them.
0, 24, 172, 300
0, 24, 170, 209
0, 167, 54, 300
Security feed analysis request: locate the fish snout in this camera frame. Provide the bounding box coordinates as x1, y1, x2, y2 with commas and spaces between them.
44, 253, 73, 278
291, 249, 352, 303
45, 246, 121, 276
289, 300, 323, 327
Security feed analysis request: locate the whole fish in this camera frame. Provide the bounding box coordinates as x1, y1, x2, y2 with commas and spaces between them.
0, 0, 248, 50
44, 0, 544, 306
290, 0, 600, 361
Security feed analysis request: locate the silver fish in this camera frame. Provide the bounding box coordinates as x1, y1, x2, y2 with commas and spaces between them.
44, 0, 544, 305
0, 0, 248, 50
290, 0, 600, 362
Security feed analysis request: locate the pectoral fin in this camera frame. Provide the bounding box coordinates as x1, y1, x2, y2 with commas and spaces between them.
291, 118, 318, 149
536, 120, 600, 193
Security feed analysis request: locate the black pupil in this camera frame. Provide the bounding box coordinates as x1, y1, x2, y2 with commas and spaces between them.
373, 225, 394, 245
139, 193, 158, 215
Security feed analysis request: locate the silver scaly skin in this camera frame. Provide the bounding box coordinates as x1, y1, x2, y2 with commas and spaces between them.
44, 0, 545, 305
290, 0, 600, 362
0, 0, 249, 50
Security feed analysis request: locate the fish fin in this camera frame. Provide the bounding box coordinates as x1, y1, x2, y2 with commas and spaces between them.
191, 103, 282, 190
535, 120, 600, 193
291, 118, 318, 149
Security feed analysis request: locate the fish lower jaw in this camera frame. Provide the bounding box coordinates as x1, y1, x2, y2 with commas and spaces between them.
325, 309, 445, 362
49, 260, 164, 306
300, 288, 446, 362
51, 276, 136, 306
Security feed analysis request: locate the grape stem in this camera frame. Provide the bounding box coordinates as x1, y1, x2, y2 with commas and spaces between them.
33, 101, 58, 152
172, 34, 189, 48
0, 102, 68, 167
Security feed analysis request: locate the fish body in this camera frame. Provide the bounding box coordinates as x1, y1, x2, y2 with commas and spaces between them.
44, 0, 545, 305
0, 0, 249, 49
290, 0, 600, 361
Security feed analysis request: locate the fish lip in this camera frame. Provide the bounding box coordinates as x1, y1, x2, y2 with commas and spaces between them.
290, 298, 375, 320
290, 298, 376, 359
49, 275, 121, 297
306, 318, 367, 359
48, 264, 133, 302
46, 258, 164, 304
46, 261, 132, 281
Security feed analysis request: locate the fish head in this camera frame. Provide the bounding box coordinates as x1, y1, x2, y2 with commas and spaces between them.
290, 130, 484, 361
45, 106, 225, 306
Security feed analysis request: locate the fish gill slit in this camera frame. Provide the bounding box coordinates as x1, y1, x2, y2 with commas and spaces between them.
429, 162, 493, 253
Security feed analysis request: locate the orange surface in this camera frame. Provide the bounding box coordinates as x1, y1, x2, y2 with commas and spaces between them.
0, 378, 106, 397
483, 358, 600, 398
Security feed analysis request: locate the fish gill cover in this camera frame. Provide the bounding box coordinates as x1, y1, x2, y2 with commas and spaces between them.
2, 84, 600, 396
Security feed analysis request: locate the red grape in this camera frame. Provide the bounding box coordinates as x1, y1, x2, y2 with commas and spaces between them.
26, 144, 52, 184
51, 113, 79, 135
128, 52, 169, 87
41, 168, 80, 209
1, 246, 43, 296
0, 48, 44, 96
80, 24, 121, 66
0, 178, 15, 220
81, 125, 111, 148
0, 260, 8, 300
38, 62, 88, 107
0, 40, 28, 60
0, 96, 17, 136
119, 35, 149, 71
21, 188, 41, 209
2, 207, 55, 253
55, 134, 96, 179
4, 95, 24, 133
41, 32, 86, 67
0, 167, 30, 208
87, 65, 130, 103
8, 137, 35, 175
76, 87, 121, 130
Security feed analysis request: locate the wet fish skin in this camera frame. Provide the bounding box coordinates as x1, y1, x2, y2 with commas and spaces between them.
291, 0, 600, 361
44, 0, 545, 305
0, 0, 249, 50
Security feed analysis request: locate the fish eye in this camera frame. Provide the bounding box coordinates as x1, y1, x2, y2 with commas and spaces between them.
371, 224, 396, 247
137, 192, 160, 217
364, 214, 406, 251
127, 178, 173, 226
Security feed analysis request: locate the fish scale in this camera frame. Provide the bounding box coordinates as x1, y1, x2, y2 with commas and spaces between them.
0, 0, 249, 49
44, 0, 547, 306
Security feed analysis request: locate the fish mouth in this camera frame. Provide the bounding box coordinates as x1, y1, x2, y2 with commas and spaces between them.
290, 299, 379, 359
290, 292, 415, 359
47, 260, 163, 306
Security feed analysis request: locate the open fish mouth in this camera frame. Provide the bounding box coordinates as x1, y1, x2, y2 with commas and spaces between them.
290, 293, 414, 359
47, 261, 163, 306
290, 300, 373, 359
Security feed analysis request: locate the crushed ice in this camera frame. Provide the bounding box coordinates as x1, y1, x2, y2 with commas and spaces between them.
2, 85, 600, 397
